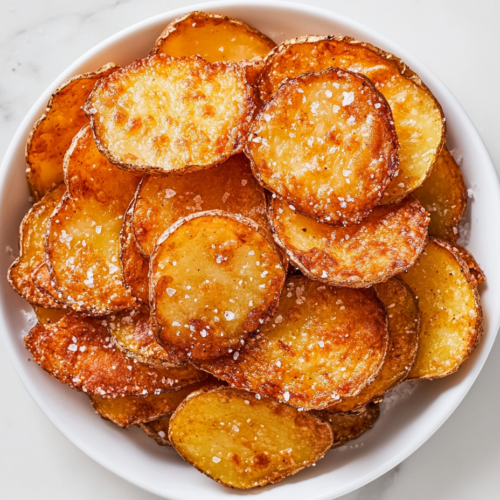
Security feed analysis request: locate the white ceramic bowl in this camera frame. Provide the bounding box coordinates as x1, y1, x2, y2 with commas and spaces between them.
1, 1, 499, 499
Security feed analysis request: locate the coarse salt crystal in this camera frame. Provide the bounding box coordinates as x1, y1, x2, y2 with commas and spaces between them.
166, 288, 176, 297
233, 351, 239, 360
68, 344, 77, 352
158, 431, 166, 438
241, 179, 248, 186
212, 456, 221, 463
96, 226, 102, 234
165, 189, 176, 198
275, 315, 283, 324
342, 91, 354, 106
225, 311, 236, 321
283, 391, 290, 402
325, 90, 333, 98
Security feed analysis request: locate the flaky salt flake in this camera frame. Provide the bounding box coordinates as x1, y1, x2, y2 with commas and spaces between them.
374, 103, 381, 109
158, 431, 166, 438
318, 340, 325, 348
467, 188, 474, 198
68, 344, 77, 352
321, 271, 328, 278
289, 205, 296, 211
95, 226, 102, 234
342, 91, 354, 106
283, 391, 290, 402
166, 288, 176, 297
165, 189, 176, 198
233, 351, 239, 360
200, 329, 208, 338
225, 311, 236, 321
108, 263, 119, 274
212, 456, 221, 463
325, 89, 333, 98
263, 113, 272, 122
275, 315, 283, 324
241, 179, 248, 186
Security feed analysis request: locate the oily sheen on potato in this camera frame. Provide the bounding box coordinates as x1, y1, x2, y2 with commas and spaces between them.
247, 67, 399, 226
259, 36, 445, 203
151, 211, 285, 361
85, 54, 256, 174
168, 387, 333, 489
197, 276, 389, 409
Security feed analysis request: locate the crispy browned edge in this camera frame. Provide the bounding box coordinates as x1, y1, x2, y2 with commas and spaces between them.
129, 177, 150, 257
151, 11, 276, 57
246, 67, 400, 226
25, 63, 120, 201
140, 418, 172, 446
83, 55, 257, 176
452, 244, 486, 284
406, 237, 483, 381
33, 262, 67, 307
258, 35, 446, 199
168, 385, 333, 489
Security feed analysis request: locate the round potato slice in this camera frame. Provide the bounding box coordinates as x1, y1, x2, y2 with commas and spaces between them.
168, 387, 333, 489
153, 11, 275, 62
258, 36, 445, 204
414, 147, 467, 242
84, 54, 256, 175
246, 67, 399, 226
400, 238, 483, 379
196, 276, 389, 409
325, 279, 419, 413
269, 196, 429, 287
151, 211, 286, 361
8, 183, 66, 308
132, 154, 269, 256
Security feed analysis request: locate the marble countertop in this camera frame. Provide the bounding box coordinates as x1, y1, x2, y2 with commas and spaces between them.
1, 0, 500, 499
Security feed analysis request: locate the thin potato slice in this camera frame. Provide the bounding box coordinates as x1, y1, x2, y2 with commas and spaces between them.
8, 184, 66, 308
169, 387, 333, 489
140, 415, 172, 446
26, 63, 119, 200
452, 245, 485, 284
46, 125, 142, 315
196, 276, 389, 409
84, 54, 256, 174
24, 312, 206, 397
153, 11, 275, 62
151, 211, 285, 361
269, 196, 429, 287
33, 306, 67, 325
414, 147, 467, 242
400, 238, 482, 379
132, 153, 269, 256
247, 68, 399, 226
325, 279, 419, 412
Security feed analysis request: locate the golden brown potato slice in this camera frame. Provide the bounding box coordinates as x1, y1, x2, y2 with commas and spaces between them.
153, 11, 275, 62
319, 403, 380, 448
269, 196, 429, 287
451, 245, 485, 284
8, 184, 66, 308
400, 238, 482, 379
169, 387, 333, 489
33, 306, 67, 325
247, 67, 399, 226
45, 125, 142, 315
26, 63, 119, 200
24, 312, 206, 397
151, 211, 285, 361
140, 415, 172, 446
196, 276, 388, 409
325, 279, 419, 413
84, 54, 256, 175
414, 147, 467, 242
120, 203, 148, 302
132, 154, 269, 256
259, 36, 445, 204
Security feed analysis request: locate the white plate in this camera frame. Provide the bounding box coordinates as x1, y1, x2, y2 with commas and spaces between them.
1, 1, 499, 499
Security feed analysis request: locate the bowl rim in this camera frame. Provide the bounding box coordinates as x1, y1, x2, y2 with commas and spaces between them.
1, 1, 499, 499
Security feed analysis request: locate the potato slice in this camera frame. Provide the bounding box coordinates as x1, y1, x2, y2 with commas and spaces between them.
24, 312, 206, 397
414, 147, 467, 242
169, 387, 333, 489
45, 125, 142, 315
8, 183, 66, 308
140, 415, 172, 446
259, 36, 445, 204
84, 54, 256, 175
196, 276, 388, 409
26, 63, 119, 200
132, 153, 269, 256
325, 279, 419, 412
319, 403, 380, 448
269, 196, 429, 287
247, 68, 399, 226
153, 11, 275, 62
400, 238, 482, 379
451, 245, 485, 284
151, 211, 285, 361
33, 306, 66, 325
120, 202, 148, 302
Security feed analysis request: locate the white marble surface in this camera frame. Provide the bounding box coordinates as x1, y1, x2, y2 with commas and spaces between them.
1, 0, 500, 498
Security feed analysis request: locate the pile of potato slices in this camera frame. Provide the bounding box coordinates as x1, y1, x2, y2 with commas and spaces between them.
9, 11, 484, 489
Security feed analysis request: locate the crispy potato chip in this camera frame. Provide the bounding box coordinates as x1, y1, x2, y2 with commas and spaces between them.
269, 196, 429, 287
33, 306, 66, 325
400, 238, 482, 379
26, 63, 119, 200
45, 125, 142, 314
452, 245, 485, 284
140, 415, 172, 446
151, 211, 285, 361
120, 202, 149, 302
319, 403, 380, 448
414, 147, 467, 242
196, 276, 388, 409
24, 312, 206, 397
8, 184, 66, 308
132, 154, 269, 256
153, 11, 275, 63
169, 387, 333, 489
84, 54, 256, 175
247, 68, 399, 226
325, 279, 419, 412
